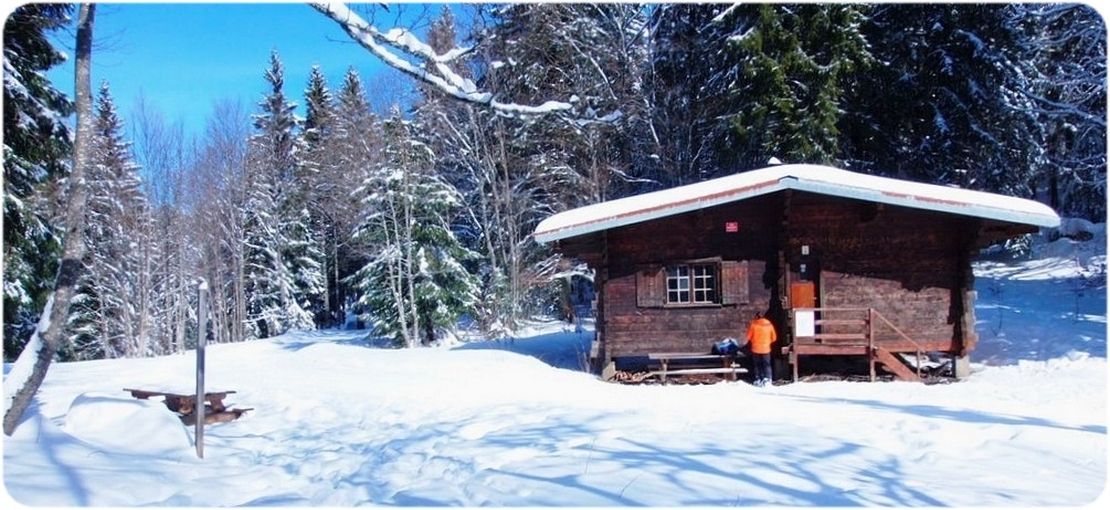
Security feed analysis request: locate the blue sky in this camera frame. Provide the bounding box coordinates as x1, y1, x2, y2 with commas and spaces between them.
45, 3, 469, 138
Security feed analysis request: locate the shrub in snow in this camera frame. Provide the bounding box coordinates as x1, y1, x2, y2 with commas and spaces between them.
62, 393, 191, 456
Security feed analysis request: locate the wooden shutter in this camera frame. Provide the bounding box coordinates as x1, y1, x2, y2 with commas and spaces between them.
636, 265, 665, 308
721, 260, 749, 305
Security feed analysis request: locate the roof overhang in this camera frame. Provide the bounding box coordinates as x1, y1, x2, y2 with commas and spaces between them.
534, 164, 1061, 243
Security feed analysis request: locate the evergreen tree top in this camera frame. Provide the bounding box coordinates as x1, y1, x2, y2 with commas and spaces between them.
253, 50, 299, 132
339, 67, 369, 111
303, 65, 334, 137
265, 49, 285, 91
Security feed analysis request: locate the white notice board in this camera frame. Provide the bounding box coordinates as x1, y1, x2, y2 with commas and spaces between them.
795, 310, 815, 337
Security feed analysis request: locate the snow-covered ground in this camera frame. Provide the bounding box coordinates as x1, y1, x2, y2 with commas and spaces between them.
3, 231, 1106, 506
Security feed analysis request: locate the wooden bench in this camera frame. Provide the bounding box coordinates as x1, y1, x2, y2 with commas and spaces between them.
123, 388, 251, 425
647, 352, 748, 384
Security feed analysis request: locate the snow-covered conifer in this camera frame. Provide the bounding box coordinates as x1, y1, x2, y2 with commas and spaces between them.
842, 4, 1041, 196
353, 109, 478, 347
2, 4, 73, 360
724, 4, 872, 168
67, 83, 151, 359
243, 51, 320, 338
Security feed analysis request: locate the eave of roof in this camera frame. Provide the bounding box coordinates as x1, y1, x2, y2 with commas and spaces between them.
533, 164, 1061, 244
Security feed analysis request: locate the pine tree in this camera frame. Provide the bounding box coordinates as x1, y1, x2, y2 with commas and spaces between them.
67, 83, 150, 359
2, 4, 73, 360
843, 4, 1041, 195
303, 65, 335, 148
328, 67, 381, 324
725, 4, 872, 168
300, 65, 345, 325
243, 51, 319, 338
353, 110, 478, 347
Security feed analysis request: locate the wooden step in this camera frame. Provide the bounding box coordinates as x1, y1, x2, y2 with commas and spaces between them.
872, 347, 921, 382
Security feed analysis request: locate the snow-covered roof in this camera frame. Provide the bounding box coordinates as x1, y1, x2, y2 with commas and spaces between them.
534, 164, 1060, 243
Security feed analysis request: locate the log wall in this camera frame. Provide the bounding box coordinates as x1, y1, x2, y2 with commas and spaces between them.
602, 195, 781, 359
557, 190, 980, 364
785, 193, 974, 348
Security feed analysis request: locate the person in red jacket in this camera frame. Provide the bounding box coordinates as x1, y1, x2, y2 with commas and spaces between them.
746, 311, 777, 387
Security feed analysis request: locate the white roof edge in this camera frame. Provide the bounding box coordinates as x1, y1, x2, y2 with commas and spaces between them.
534, 180, 789, 243
787, 179, 1060, 229
534, 164, 1061, 243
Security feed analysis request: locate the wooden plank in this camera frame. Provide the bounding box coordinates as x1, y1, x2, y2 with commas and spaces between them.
648, 352, 726, 360
874, 339, 956, 352
649, 368, 748, 376
124, 388, 166, 399
790, 345, 869, 355
815, 319, 867, 327
811, 333, 867, 341
791, 340, 955, 356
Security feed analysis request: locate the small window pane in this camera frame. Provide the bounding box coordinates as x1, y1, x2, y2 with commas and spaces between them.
691, 263, 718, 303
666, 265, 691, 303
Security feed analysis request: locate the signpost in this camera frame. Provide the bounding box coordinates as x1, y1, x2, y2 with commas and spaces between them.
195, 279, 208, 459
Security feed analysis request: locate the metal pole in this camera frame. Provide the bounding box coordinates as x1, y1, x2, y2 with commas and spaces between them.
195, 278, 208, 459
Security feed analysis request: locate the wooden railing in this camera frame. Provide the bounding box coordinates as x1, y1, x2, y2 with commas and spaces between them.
869, 308, 926, 379
790, 307, 926, 382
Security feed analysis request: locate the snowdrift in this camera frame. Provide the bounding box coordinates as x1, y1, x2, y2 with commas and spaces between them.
2, 230, 1106, 506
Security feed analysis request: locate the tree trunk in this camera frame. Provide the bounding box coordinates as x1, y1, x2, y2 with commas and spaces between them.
175, 241, 186, 353
137, 220, 151, 356
235, 230, 246, 343
4, 4, 96, 436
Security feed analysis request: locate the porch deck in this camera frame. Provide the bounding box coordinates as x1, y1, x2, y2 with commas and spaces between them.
785, 307, 956, 382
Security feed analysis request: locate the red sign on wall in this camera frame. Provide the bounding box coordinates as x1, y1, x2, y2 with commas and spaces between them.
725, 221, 740, 233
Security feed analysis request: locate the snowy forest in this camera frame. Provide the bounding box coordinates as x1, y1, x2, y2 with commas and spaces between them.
3, 3, 1106, 363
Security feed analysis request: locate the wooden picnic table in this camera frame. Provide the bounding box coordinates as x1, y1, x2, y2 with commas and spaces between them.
123, 388, 250, 425
647, 352, 748, 384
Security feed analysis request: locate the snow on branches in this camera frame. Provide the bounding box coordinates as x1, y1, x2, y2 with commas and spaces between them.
311, 2, 578, 117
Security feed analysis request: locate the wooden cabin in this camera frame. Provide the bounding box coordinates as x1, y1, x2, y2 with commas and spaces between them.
534, 164, 1060, 382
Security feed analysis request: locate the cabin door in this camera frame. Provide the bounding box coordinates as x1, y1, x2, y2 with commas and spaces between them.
788, 250, 821, 342
790, 281, 816, 308
790, 249, 820, 309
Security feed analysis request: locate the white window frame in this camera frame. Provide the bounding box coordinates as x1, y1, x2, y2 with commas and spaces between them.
666, 262, 719, 305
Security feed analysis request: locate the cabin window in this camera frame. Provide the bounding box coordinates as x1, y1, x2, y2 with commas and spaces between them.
666, 263, 718, 304
637, 260, 747, 308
